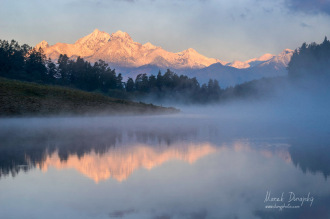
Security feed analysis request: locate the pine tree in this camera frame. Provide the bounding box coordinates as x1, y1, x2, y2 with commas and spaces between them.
126, 77, 135, 92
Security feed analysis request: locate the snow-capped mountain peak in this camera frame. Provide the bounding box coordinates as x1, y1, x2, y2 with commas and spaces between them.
226, 49, 293, 69
34, 29, 295, 88
257, 53, 274, 61
110, 30, 132, 42
183, 48, 197, 53
228, 60, 250, 69
75, 29, 110, 45
36, 29, 226, 69
35, 40, 49, 50
35, 29, 293, 72
261, 49, 293, 69
143, 42, 158, 50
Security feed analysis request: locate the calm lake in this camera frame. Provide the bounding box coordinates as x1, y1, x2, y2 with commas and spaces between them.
1, 106, 330, 219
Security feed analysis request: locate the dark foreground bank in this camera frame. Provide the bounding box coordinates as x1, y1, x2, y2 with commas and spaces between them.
0, 77, 179, 117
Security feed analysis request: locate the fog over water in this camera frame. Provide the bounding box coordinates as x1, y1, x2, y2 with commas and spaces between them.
1, 95, 330, 219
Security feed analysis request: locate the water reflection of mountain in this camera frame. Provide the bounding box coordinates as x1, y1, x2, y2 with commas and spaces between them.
289, 137, 330, 179
0, 123, 198, 179
2, 117, 328, 182
39, 143, 216, 182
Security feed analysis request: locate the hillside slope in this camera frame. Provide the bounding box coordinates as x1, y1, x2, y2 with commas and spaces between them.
0, 78, 179, 116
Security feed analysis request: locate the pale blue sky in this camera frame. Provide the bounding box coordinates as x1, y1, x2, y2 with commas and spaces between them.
1, 0, 330, 61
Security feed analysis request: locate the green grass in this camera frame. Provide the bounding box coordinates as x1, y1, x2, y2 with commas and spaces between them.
0, 77, 179, 117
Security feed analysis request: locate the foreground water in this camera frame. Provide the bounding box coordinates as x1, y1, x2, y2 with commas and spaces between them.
0, 107, 330, 219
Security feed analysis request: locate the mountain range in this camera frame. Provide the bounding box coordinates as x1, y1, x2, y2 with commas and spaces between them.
36, 29, 293, 87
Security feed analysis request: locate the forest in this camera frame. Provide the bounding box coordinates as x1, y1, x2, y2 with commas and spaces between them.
1, 37, 329, 104
288, 37, 330, 82
0, 39, 221, 103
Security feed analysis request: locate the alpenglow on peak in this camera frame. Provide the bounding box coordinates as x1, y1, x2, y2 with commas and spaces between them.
75, 29, 111, 46
35, 29, 223, 69
110, 30, 132, 41
143, 42, 158, 50
35, 40, 49, 50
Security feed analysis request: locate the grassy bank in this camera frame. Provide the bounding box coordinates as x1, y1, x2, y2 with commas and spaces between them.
0, 77, 179, 117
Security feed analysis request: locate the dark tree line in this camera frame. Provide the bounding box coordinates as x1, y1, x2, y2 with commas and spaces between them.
0, 39, 222, 103
288, 36, 330, 81
0, 40, 46, 82
126, 70, 221, 103
55, 55, 124, 92
0, 40, 124, 93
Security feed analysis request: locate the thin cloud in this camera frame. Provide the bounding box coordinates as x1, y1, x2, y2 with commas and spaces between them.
300, 22, 312, 28
285, 0, 330, 15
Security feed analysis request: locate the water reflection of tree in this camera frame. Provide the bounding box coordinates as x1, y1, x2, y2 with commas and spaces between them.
0, 127, 120, 178
289, 137, 330, 179
0, 125, 197, 178
129, 128, 197, 146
